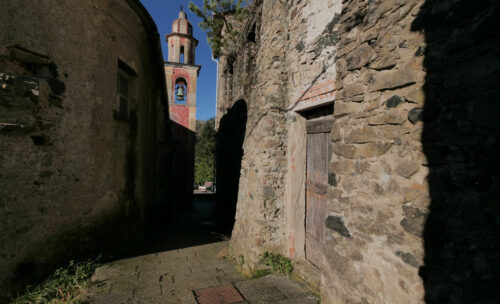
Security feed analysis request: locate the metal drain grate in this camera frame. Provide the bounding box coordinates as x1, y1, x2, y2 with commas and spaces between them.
195, 284, 245, 304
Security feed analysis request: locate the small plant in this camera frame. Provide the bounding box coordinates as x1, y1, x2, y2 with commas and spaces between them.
189, 0, 249, 57
11, 256, 100, 304
237, 254, 245, 267
262, 251, 293, 275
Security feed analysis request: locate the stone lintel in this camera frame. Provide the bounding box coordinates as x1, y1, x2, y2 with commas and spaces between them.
294, 99, 334, 113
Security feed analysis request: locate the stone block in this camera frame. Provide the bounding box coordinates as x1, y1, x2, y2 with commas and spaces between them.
408, 108, 424, 124
333, 143, 391, 159
367, 110, 406, 125
331, 123, 342, 141
400, 204, 427, 237
395, 251, 420, 268
406, 87, 425, 105
378, 125, 405, 139
263, 137, 281, 148
395, 159, 420, 178
329, 159, 355, 174
333, 101, 364, 117
360, 69, 376, 85
386, 95, 405, 108
343, 83, 364, 97
401, 183, 427, 202
344, 126, 378, 144
369, 53, 399, 70
370, 69, 417, 91
346, 43, 376, 70
336, 58, 348, 79
325, 215, 351, 238
332, 144, 356, 158
348, 95, 365, 103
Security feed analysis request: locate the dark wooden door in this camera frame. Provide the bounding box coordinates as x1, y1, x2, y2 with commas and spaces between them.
305, 119, 333, 268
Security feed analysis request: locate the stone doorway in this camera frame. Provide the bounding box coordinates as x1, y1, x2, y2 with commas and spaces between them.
303, 107, 334, 268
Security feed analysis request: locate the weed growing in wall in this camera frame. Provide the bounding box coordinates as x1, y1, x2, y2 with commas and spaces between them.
262, 252, 293, 275
237, 254, 245, 267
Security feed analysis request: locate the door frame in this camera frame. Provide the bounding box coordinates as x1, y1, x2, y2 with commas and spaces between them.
285, 103, 334, 267
304, 117, 334, 268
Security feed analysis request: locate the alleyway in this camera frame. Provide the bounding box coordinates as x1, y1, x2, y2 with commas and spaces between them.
88, 242, 318, 303
87, 195, 318, 303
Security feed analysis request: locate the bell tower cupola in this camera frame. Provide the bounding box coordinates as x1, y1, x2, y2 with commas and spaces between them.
166, 7, 198, 64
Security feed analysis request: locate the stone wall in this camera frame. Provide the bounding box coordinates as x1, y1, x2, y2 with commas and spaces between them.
0, 0, 169, 299
217, 0, 500, 303
216, 0, 291, 258
324, 0, 428, 302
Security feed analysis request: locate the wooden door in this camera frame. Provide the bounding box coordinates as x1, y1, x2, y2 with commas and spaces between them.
305, 119, 333, 268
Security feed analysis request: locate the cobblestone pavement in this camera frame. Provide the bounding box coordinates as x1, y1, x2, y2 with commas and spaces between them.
88, 241, 319, 303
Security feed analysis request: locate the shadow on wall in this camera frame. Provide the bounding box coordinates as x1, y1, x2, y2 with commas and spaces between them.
412, 1, 500, 302
216, 99, 247, 234
7, 196, 146, 301
169, 120, 196, 213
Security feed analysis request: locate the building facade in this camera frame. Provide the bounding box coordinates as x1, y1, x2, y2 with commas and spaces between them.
0, 0, 169, 300
215, 0, 500, 303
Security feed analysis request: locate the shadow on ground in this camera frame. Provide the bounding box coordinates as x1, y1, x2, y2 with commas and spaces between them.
103, 193, 227, 263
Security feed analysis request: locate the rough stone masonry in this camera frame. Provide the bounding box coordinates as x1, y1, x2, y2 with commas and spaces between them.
0, 0, 171, 300
216, 0, 500, 303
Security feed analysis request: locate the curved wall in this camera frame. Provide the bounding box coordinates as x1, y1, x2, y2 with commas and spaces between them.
0, 0, 168, 299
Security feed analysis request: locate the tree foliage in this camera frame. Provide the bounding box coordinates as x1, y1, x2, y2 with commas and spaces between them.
194, 118, 216, 185
189, 0, 248, 56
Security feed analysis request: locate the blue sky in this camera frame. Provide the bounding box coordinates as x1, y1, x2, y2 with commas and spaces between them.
140, 0, 217, 121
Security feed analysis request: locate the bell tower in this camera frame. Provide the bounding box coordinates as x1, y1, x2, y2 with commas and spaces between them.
165, 7, 201, 131
164, 7, 200, 212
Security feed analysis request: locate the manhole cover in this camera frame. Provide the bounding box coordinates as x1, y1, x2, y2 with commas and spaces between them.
195, 284, 245, 304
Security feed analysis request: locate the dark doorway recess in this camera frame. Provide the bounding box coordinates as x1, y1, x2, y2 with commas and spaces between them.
412, 1, 500, 303
216, 99, 248, 234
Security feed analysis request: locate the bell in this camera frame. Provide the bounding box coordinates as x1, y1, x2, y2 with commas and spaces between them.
176, 86, 185, 101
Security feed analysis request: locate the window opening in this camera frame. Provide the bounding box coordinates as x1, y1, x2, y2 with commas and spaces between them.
180, 46, 185, 63
115, 60, 137, 121
117, 71, 129, 119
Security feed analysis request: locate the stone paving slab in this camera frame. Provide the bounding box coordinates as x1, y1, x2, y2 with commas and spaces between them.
88, 241, 319, 303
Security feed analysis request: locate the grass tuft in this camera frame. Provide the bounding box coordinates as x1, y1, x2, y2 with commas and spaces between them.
11, 257, 100, 304
262, 252, 293, 275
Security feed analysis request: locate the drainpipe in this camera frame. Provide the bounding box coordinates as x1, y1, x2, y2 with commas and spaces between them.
211, 55, 219, 195
211, 55, 219, 128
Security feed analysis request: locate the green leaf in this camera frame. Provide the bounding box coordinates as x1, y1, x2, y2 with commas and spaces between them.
189, 0, 249, 55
